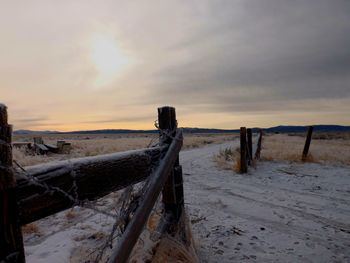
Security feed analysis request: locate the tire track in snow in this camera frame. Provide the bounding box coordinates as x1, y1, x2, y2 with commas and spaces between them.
180, 140, 350, 262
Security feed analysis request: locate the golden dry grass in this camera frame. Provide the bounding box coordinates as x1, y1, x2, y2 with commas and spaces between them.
22, 223, 40, 235
13, 133, 236, 167
213, 147, 240, 171
151, 236, 199, 263
65, 209, 77, 220
261, 133, 350, 165
214, 132, 350, 171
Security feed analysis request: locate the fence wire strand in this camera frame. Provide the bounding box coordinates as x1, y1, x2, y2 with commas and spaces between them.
12, 130, 174, 263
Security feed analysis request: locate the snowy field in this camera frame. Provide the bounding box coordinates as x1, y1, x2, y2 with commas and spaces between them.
21, 136, 350, 262
182, 141, 350, 263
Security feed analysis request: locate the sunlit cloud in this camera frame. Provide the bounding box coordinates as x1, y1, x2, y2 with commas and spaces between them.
0, 0, 349, 131
89, 33, 131, 88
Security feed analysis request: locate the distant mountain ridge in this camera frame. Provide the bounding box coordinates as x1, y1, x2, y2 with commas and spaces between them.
263, 125, 350, 133
13, 125, 350, 135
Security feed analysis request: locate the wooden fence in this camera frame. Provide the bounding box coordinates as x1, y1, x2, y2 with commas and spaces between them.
1, 103, 316, 262
239, 126, 314, 173
0, 105, 186, 263
302, 126, 313, 161
239, 127, 263, 173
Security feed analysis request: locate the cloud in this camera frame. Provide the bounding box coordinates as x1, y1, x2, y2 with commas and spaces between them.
140, 0, 350, 113
81, 115, 154, 124
1, 0, 349, 129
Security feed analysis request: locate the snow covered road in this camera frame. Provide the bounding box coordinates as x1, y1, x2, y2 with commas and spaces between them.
23, 140, 350, 263
181, 141, 350, 263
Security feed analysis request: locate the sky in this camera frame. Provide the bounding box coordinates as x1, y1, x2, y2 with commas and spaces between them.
1, 0, 349, 131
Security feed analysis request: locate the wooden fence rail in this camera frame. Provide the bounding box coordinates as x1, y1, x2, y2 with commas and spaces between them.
16, 146, 163, 225
0, 105, 186, 263
108, 129, 183, 263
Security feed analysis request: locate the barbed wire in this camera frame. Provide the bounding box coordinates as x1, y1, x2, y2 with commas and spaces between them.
12, 127, 178, 263
154, 119, 181, 144
14, 157, 153, 263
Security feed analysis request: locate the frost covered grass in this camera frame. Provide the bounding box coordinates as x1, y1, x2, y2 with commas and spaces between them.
213, 147, 240, 171
13, 133, 236, 167
261, 133, 350, 165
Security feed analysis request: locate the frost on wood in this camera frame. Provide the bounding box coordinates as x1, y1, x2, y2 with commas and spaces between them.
16, 146, 163, 224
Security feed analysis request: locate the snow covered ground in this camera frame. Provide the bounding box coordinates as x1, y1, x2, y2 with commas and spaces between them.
23, 139, 350, 262
182, 141, 350, 263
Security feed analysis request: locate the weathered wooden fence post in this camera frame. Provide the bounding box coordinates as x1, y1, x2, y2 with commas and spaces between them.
254, 129, 263, 160
247, 128, 253, 165
158, 106, 184, 220
0, 104, 25, 263
302, 126, 313, 161
240, 127, 248, 173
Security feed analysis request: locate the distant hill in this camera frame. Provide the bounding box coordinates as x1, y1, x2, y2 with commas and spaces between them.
262, 125, 350, 133
14, 129, 60, 135
13, 125, 350, 135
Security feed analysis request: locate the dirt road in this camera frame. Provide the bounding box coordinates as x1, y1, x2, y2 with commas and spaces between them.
181, 141, 350, 262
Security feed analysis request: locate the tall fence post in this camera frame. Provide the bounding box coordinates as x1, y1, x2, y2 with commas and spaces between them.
240, 127, 247, 173
158, 106, 184, 220
302, 126, 313, 161
0, 104, 25, 263
254, 129, 263, 160
247, 128, 252, 165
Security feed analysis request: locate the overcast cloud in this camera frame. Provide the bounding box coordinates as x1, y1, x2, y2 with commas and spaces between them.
0, 0, 349, 130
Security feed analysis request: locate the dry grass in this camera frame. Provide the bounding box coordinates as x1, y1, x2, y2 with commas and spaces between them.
65, 209, 77, 220
262, 133, 350, 165
13, 133, 236, 167
183, 134, 237, 149
213, 147, 240, 171
214, 132, 350, 171
213, 146, 247, 173
22, 223, 40, 235
151, 236, 199, 263
288, 132, 350, 140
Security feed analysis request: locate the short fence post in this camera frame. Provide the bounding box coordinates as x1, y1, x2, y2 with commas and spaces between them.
302, 126, 313, 161
0, 105, 25, 263
240, 127, 248, 173
158, 106, 184, 220
247, 128, 253, 165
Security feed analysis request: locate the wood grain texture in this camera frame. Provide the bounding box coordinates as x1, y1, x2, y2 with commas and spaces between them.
16, 147, 163, 225
0, 104, 25, 263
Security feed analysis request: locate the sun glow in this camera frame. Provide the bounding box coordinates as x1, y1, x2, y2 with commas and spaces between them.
90, 34, 129, 87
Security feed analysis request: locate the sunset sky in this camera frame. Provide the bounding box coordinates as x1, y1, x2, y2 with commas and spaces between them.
1, 1, 349, 131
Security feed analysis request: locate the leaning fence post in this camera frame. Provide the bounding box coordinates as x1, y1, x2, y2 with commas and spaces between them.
247, 128, 253, 165
302, 126, 313, 161
0, 104, 25, 263
158, 106, 184, 220
240, 127, 248, 173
